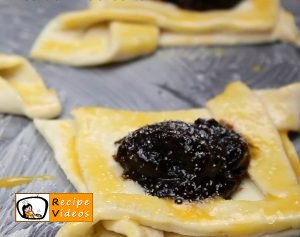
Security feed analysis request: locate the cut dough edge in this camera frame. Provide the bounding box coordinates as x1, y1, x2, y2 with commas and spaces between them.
0, 54, 61, 119
34, 82, 300, 237
30, 0, 300, 66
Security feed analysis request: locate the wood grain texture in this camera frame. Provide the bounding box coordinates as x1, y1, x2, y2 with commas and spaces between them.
0, 0, 299, 236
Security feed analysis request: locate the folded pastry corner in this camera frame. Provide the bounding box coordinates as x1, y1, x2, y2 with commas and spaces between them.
256, 82, 300, 132
31, 12, 159, 66
0, 54, 61, 119
34, 119, 86, 192
31, 0, 300, 66
207, 81, 300, 197
277, 9, 300, 47
35, 81, 300, 237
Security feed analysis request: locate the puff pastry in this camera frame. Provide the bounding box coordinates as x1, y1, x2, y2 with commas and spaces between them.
31, 0, 300, 66
0, 54, 61, 119
35, 81, 300, 237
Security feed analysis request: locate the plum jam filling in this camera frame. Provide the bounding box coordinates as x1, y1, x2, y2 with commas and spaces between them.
115, 119, 249, 203
161, 0, 243, 11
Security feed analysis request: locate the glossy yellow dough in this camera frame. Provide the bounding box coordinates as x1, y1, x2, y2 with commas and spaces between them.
31, 0, 300, 66
0, 54, 61, 118
35, 82, 300, 237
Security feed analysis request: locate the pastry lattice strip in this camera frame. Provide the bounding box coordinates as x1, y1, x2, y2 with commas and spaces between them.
0, 54, 61, 119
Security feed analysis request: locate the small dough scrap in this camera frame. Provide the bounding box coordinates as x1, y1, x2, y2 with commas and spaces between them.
0, 54, 61, 118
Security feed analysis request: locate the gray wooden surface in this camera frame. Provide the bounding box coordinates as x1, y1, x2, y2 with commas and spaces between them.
0, 0, 300, 236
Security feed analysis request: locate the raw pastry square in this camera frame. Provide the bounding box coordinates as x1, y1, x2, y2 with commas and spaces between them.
35, 82, 300, 237
31, 0, 300, 66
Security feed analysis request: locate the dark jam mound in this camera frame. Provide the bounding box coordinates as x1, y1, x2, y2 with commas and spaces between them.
162, 0, 243, 11
115, 119, 249, 202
